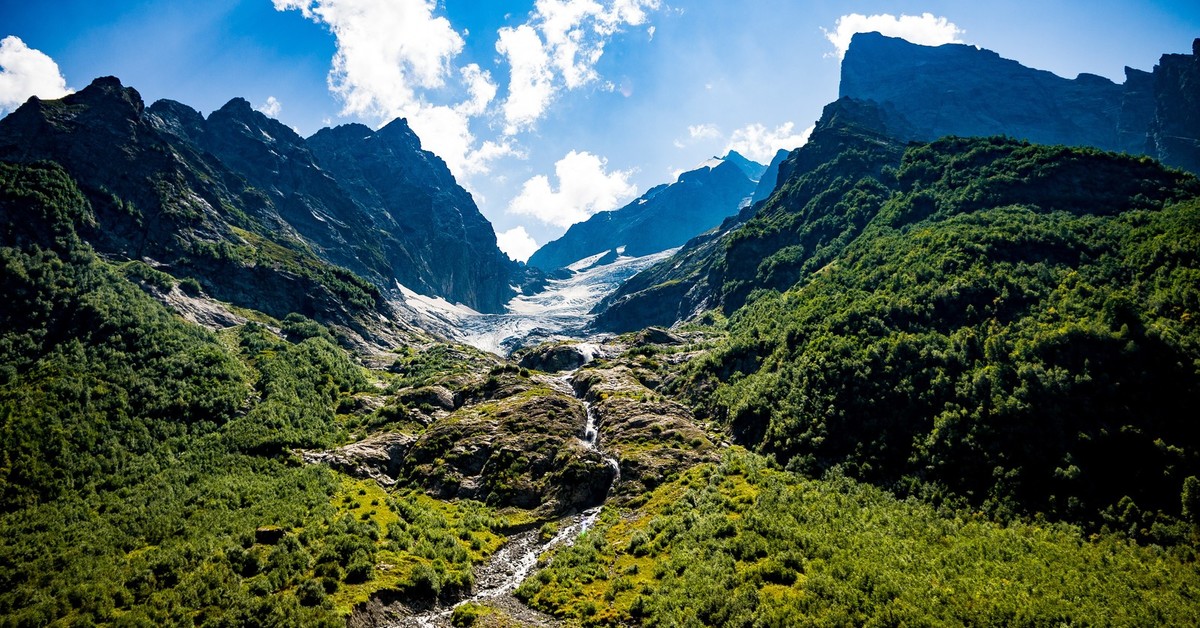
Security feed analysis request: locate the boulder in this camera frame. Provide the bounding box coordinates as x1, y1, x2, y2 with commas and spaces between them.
632, 326, 685, 347
518, 344, 590, 372
302, 432, 417, 486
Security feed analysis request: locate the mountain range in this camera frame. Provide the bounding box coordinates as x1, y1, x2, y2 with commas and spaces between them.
840, 31, 1200, 172
3, 31, 1200, 628
527, 151, 764, 272
0, 76, 522, 330
592, 34, 1200, 333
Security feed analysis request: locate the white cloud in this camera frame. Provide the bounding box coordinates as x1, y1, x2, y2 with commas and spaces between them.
256, 96, 282, 117
726, 122, 813, 163
496, 24, 556, 135
688, 123, 721, 140
496, 0, 660, 134
0, 36, 72, 114
824, 13, 964, 60
508, 150, 637, 229
457, 63, 497, 116
496, 226, 540, 262
274, 0, 508, 178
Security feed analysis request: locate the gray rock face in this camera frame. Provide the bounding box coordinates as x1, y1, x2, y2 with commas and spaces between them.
302, 432, 418, 486
307, 121, 520, 312
841, 32, 1128, 151
840, 33, 1200, 175
527, 153, 760, 271
517, 344, 593, 372
1150, 39, 1200, 174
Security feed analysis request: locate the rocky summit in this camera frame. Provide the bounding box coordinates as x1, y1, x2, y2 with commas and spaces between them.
840, 32, 1200, 174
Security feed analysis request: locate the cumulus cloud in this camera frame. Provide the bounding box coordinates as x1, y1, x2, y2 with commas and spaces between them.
496, 0, 661, 134
458, 63, 497, 116
496, 226, 540, 262
496, 24, 556, 134
824, 12, 964, 60
274, 0, 509, 178
508, 150, 637, 229
688, 123, 721, 140
256, 96, 282, 117
726, 122, 812, 163
0, 36, 72, 114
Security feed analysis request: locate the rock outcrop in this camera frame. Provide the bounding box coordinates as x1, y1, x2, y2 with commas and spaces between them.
572, 366, 718, 498
303, 432, 418, 486
1149, 39, 1200, 174
840, 33, 1200, 174
402, 390, 615, 514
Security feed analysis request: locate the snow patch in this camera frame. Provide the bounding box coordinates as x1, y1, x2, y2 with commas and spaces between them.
431, 248, 679, 355
397, 282, 481, 318
566, 249, 613, 272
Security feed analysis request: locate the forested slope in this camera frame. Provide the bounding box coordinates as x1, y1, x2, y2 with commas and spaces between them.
679, 137, 1200, 533
0, 162, 500, 626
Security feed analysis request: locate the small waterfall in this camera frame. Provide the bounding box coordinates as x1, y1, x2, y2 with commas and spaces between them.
404, 374, 618, 626
582, 401, 620, 489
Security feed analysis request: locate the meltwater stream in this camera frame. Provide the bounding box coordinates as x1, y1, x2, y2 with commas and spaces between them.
405, 375, 617, 627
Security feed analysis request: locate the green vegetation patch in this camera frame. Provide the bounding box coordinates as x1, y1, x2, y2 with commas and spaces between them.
518, 449, 1200, 627
687, 138, 1200, 533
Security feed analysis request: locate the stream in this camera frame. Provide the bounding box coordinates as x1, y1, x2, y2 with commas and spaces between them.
403, 372, 616, 627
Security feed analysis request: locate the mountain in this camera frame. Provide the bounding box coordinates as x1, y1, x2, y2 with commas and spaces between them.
305, 121, 518, 312
526, 151, 761, 271
750, 148, 790, 204
596, 36, 1200, 334
841, 32, 1200, 174
1150, 39, 1200, 173
0, 77, 378, 329
594, 98, 907, 332
684, 134, 1200, 532
0, 76, 519, 325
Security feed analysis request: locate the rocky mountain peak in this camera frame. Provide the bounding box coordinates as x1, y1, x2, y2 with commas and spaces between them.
74, 76, 145, 117
376, 117, 423, 148
841, 32, 1127, 151
720, 150, 768, 181
145, 99, 207, 144
840, 32, 1200, 175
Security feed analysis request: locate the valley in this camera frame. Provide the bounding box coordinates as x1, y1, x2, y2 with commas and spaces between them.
397, 247, 677, 355
2, 23, 1200, 628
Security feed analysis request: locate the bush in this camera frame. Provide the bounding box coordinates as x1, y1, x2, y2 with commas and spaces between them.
179, 276, 202, 296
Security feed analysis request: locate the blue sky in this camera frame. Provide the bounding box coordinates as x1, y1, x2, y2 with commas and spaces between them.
2, 1, 1198, 261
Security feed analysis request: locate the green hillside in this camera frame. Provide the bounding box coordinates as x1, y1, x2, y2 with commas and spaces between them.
4, 136, 1200, 627
0, 162, 501, 626
683, 137, 1200, 534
